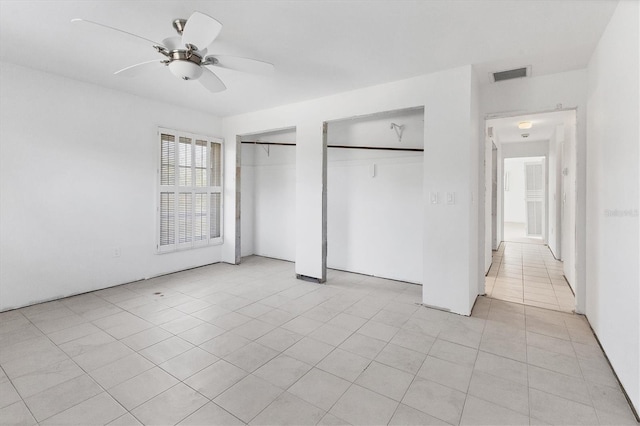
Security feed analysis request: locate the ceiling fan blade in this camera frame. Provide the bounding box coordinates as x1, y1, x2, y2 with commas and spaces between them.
205, 55, 275, 75
71, 18, 165, 48
198, 68, 226, 93
182, 12, 222, 51
114, 60, 165, 77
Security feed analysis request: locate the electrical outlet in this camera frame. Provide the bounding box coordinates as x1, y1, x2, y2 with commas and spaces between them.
447, 192, 455, 205
113, 248, 121, 258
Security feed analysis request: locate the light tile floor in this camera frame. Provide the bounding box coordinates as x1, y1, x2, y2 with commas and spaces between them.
504, 222, 545, 245
1, 256, 637, 425
485, 242, 576, 313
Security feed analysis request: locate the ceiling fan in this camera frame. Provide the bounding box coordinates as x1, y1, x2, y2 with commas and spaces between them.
71, 12, 274, 93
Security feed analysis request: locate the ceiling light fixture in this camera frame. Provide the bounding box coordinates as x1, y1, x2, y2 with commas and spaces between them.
518, 121, 532, 130
167, 50, 204, 80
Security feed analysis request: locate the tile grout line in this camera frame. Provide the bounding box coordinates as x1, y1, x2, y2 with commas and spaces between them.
0, 363, 39, 425
14, 308, 128, 424
385, 321, 442, 425
523, 300, 532, 423
456, 329, 486, 426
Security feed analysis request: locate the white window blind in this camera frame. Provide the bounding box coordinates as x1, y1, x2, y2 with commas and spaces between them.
158, 128, 223, 252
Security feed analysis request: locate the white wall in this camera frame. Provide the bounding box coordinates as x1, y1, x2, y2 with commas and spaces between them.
241, 143, 296, 261
471, 70, 484, 301
501, 140, 549, 159
495, 137, 504, 248
223, 66, 481, 315
328, 108, 424, 148
547, 126, 562, 258
586, 0, 640, 414
0, 62, 224, 311
561, 116, 578, 288
480, 69, 587, 313
503, 158, 528, 223
240, 145, 256, 256
327, 150, 423, 283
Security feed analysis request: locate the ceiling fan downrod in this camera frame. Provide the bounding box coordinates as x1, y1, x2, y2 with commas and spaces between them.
172, 19, 187, 35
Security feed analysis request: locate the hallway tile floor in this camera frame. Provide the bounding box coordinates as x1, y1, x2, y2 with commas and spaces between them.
485, 242, 576, 313
1, 256, 637, 425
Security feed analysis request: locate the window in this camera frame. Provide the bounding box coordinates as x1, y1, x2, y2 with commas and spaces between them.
158, 128, 223, 252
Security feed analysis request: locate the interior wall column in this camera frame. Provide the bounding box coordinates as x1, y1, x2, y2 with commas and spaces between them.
295, 120, 326, 281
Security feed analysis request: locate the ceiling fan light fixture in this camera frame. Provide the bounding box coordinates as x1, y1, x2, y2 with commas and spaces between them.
75, 12, 271, 93
169, 59, 203, 80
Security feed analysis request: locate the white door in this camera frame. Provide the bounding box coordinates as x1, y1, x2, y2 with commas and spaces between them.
524, 160, 545, 237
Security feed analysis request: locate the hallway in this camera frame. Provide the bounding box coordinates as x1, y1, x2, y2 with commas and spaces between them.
485, 242, 575, 313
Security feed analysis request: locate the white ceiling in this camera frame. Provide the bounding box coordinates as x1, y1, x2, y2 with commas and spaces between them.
0, 1, 618, 117
488, 110, 576, 144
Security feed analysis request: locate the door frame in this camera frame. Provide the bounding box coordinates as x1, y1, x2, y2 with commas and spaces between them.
483, 107, 582, 313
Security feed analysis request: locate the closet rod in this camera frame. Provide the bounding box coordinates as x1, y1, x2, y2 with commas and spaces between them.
327, 145, 424, 152
241, 141, 296, 146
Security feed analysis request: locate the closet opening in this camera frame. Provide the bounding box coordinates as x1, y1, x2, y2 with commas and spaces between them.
238, 127, 297, 265
323, 107, 424, 286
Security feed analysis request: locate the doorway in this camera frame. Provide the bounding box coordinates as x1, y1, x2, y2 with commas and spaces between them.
237, 127, 297, 264
503, 156, 546, 244
484, 110, 577, 313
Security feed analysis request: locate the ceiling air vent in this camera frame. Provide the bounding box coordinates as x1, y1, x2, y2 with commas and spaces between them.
492, 66, 530, 83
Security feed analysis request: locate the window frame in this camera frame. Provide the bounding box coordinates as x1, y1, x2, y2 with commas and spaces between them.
156, 127, 224, 253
